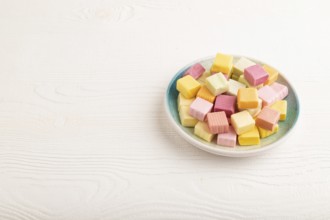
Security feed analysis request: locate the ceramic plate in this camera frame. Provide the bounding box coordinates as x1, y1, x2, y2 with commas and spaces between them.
164, 55, 300, 157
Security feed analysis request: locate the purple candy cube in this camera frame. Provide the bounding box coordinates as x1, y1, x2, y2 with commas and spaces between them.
244, 64, 269, 86
214, 95, 236, 118
183, 63, 205, 79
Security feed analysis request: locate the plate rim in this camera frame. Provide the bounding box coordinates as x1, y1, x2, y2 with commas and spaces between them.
164, 55, 300, 157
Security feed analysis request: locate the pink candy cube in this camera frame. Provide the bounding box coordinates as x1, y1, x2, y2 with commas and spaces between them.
183, 63, 205, 79
270, 82, 288, 100
207, 111, 229, 134
258, 85, 278, 107
217, 126, 237, 147
244, 64, 269, 86
213, 95, 236, 117
189, 97, 213, 121
256, 107, 280, 131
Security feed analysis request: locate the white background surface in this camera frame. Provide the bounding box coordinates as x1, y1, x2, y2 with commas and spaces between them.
0, 0, 330, 219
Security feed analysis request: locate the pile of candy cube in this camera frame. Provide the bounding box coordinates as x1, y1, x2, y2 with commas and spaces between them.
176, 53, 288, 147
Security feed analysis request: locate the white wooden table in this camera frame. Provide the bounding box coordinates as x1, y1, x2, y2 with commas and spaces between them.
0, 0, 329, 219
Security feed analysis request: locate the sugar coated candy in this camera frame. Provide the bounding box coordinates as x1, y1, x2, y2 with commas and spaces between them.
270, 82, 288, 100
231, 110, 255, 135
244, 64, 269, 86
179, 106, 198, 127
210, 53, 233, 76
255, 107, 280, 131
194, 121, 215, 142
183, 63, 205, 79
207, 111, 229, 134
237, 88, 259, 109
258, 85, 278, 107
205, 73, 229, 96
214, 95, 236, 118
189, 97, 213, 121
217, 126, 237, 147
238, 126, 260, 146
177, 75, 201, 99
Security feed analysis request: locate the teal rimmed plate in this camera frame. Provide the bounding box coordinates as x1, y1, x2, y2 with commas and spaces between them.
164, 55, 300, 157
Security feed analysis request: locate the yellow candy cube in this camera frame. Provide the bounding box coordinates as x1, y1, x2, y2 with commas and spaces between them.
258, 124, 279, 138
210, 53, 233, 76
205, 73, 229, 96
231, 110, 255, 135
176, 75, 201, 99
237, 88, 259, 109
270, 100, 287, 121
194, 121, 215, 142
179, 106, 198, 127
197, 86, 216, 103
238, 126, 260, 146
177, 93, 194, 112
263, 65, 279, 85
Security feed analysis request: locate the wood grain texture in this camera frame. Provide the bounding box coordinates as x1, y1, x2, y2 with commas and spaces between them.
0, 0, 330, 219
